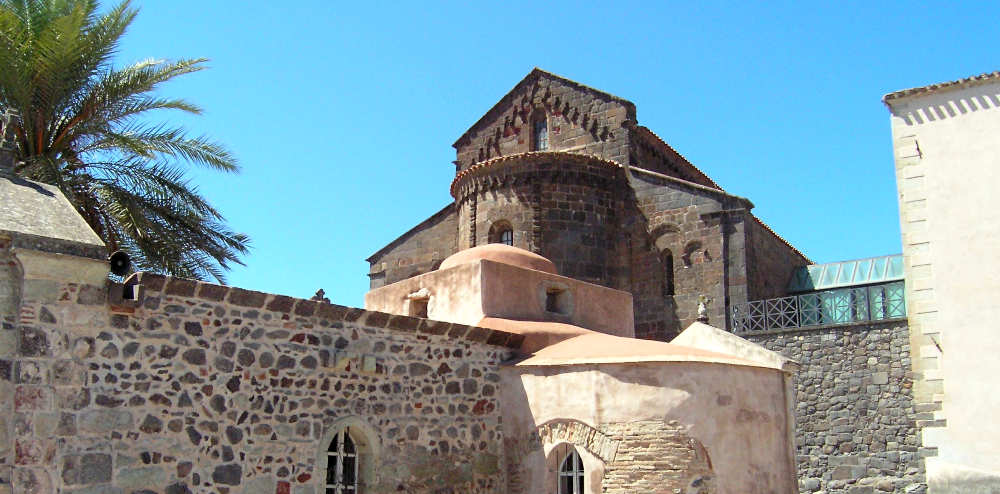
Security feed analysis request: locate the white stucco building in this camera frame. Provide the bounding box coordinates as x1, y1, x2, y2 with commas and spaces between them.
885, 71, 1000, 494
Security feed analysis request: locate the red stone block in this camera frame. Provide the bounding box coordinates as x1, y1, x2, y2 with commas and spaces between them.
14, 385, 51, 412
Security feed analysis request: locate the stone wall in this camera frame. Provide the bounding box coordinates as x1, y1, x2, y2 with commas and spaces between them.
453, 70, 634, 172
504, 419, 717, 494
600, 420, 715, 494
4, 271, 520, 494
745, 320, 927, 494
628, 126, 718, 188
744, 217, 810, 301
367, 204, 458, 289
0, 238, 20, 490
452, 153, 630, 290
629, 169, 750, 338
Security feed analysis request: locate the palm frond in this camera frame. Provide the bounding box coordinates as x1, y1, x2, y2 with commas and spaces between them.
0, 0, 249, 282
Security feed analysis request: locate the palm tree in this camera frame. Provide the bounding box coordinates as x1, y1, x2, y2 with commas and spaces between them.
0, 0, 249, 282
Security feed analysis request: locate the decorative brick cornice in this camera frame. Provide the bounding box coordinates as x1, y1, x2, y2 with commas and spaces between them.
452, 68, 636, 149
450, 151, 625, 199
120, 272, 524, 350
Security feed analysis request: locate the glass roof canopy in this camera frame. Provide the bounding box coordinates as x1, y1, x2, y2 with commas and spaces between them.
787, 254, 904, 293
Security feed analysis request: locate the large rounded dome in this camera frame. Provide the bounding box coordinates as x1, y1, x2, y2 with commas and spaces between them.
439, 244, 558, 274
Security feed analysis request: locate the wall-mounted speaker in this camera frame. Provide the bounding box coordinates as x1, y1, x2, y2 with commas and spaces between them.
109, 250, 131, 277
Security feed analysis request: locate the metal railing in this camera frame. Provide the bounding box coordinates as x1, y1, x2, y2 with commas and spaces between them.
730, 281, 906, 334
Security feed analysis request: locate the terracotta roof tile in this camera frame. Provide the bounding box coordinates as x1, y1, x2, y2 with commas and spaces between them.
883, 70, 1000, 103
751, 215, 811, 263
631, 125, 723, 190
450, 151, 623, 197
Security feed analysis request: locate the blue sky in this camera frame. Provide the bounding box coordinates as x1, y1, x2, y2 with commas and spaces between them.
114, 1, 998, 307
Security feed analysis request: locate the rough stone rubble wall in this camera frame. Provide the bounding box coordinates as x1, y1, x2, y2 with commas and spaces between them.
746, 321, 927, 494
4, 272, 516, 494
0, 238, 21, 491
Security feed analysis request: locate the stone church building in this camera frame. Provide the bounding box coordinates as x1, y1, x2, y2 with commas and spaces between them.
0, 172, 800, 493
367, 68, 809, 341
3, 67, 958, 494
0, 69, 810, 493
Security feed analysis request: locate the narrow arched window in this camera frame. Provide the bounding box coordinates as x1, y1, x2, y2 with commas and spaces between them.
499, 229, 513, 246
489, 220, 514, 246
663, 250, 675, 297
558, 450, 584, 494
533, 117, 548, 151
326, 428, 358, 493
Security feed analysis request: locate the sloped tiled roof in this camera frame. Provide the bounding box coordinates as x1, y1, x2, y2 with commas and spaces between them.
630, 125, 722, 190
627, 166, 752, 207
751, 215, 811, 263
366, 203, 455, 263
883, 70, 1000, 103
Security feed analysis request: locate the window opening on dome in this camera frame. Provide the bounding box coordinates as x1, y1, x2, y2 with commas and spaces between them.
409, 297, 428, 318
546, 288, 567, 314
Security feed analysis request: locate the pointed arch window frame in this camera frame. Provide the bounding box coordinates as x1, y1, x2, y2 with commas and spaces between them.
558, 449, 585, 494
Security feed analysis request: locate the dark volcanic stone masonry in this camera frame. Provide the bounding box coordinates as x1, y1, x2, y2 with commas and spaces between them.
746, 321, 928, 494
368, 69, 809, 342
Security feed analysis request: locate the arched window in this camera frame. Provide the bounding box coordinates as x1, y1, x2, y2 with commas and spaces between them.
317, 418, 377, 494
326, 428, 358, 493
532, 115, 548, 151
489, 220, 514, 246
662, 250, 675, 297
499, 229, 513, 246
559, 450, 584, 494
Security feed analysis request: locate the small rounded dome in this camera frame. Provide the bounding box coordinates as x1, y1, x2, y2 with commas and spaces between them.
440, 244, 558, 274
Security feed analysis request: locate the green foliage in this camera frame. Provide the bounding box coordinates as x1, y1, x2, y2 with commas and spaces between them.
0, 0, 249, 282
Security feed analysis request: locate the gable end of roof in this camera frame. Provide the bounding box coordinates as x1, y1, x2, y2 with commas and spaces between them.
453, 68, 636, 148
